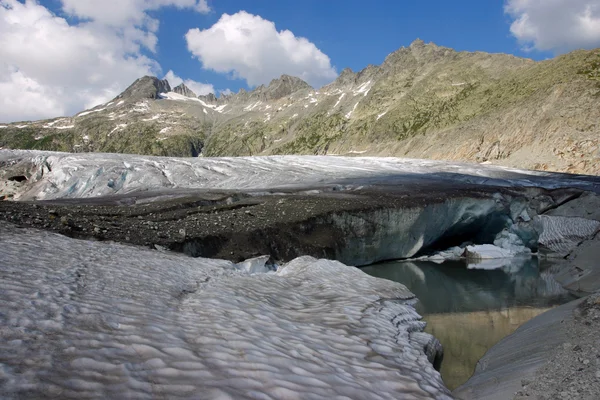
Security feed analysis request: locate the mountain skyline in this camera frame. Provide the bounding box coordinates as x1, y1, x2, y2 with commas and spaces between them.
1, 0, 600, 122
2, 40, 598, 176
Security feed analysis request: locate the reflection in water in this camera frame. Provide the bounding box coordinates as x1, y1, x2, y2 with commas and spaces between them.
361, 258, 574, 390
425, 307, 550, 390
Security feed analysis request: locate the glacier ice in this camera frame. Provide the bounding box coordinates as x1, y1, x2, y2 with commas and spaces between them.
0, 222, 451, 399
1, 150, 598, 201
537, 215, 600, 255
235, 255, 274, 274
464, 244, 528, 270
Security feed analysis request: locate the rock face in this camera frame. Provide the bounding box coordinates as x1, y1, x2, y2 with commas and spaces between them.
1, 41, 599, 173
260, 74, 312, 100
198, 93, 217, 104
118, 76, 172, 100
172, 83, 197, 98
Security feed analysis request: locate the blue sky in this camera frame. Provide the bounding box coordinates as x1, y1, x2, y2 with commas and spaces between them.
155, 0, 552, 94
1, 0, 599, 122
40, 0, 554, 95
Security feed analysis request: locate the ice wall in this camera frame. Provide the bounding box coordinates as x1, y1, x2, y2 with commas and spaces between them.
326, 196, 508, 264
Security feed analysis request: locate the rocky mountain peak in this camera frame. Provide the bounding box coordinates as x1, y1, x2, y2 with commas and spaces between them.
261, 74, 312, 100
227, 75, 312, 103
2, 43, 598, 176
339, 67, 354, 77
117, 76, 171, 100
382, 39, 452, 71
198, 93, 217, 104
337, 68, 356, 84
173, 83, 197, 98
321, 67, 358, 92
409, 38, 426, 48
268, 74, 311, 90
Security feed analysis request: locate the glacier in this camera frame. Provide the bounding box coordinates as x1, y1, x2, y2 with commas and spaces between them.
1, 150, 598, 201
2, 149, 600, 398
0, 222, 450, 399
3, 149, 599, 266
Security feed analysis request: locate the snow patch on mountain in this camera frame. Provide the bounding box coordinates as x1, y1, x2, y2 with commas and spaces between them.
43, 119, 68, 128
243, 101, 262, 112
109, 124, 127, 136
77, 108, 106, 117
354, 80, 371, 96
345, 102, 359, 119
131, 102, 150, 113
333, 93, 346, 108
142, 114, 161, 122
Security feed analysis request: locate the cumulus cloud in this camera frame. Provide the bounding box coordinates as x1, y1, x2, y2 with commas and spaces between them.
164, 70, 214, 95
0, 0, 159, 122
505, 0, 600, 53
185, 11, 337, 88
0, 0, 209, 123
61, 0, 211, 27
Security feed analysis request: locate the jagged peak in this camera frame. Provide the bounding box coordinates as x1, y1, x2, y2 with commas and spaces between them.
267, 74, 311, 89
410, 38, 426, 48
339, 67, 354, 77
382, 39, 453, 69
324, 67, 356, 89
172, 83, 197, 99
261, 74, 312, 100
356, 64, 380, 81
226, 74, 311, 103
117, 76, 171, 100
198, 93, 217, 104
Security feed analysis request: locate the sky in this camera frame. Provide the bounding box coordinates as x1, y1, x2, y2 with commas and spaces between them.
1, 0, 600, 122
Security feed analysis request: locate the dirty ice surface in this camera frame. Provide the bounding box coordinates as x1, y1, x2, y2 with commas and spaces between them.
0, 222, 450, 399
1, 150, 599, 201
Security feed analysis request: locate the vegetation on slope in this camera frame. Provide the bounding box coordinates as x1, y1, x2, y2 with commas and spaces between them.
1, 42, 599, 174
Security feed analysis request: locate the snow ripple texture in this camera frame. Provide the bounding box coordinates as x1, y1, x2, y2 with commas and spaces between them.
0, 222, 450, 399
1, 150, 598, 201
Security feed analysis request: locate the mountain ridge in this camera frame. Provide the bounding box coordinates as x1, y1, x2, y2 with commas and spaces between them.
172, 83, 198, 98
1, 39, 599, 175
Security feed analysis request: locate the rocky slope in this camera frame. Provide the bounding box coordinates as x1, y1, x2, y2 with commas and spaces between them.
1, 39, 599, 174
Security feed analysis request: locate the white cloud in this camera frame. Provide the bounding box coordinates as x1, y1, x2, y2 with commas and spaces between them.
0, 0, 210, 123
219, 88, 233, 96
0, 0, 159, 122
185, 11, 337, 88
164, 70, 214, 95
505, 0, 600, 53
61, 0, 211, 27
60, 0, 211, 53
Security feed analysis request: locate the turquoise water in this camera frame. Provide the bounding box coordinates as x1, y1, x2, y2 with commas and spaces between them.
362, 258, 572, 315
